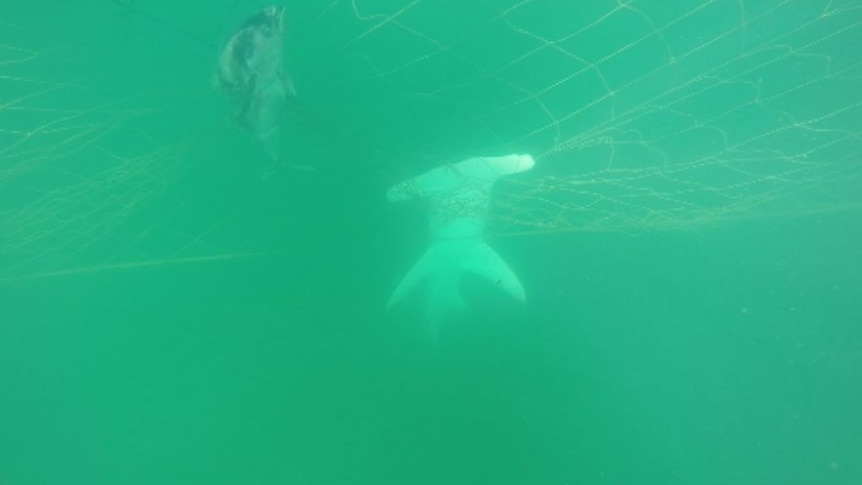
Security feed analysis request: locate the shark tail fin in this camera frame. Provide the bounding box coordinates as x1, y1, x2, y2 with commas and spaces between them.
387, 239, 526, 312
461, 240, 526, 304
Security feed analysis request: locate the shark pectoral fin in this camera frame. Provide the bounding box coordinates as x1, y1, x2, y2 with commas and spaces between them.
387, 247, 436, 309
463, 242, 526, 303
257, 125, 281, 161
282, 72, 297, 97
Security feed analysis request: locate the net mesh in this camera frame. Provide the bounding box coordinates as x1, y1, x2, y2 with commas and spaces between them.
0, 7, 233, 281
2, 0, 860, 280
323, 0, 862, 234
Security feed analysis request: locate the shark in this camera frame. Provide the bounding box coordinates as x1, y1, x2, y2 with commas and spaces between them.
386, 154, 535, 335
217, 5, 297, 173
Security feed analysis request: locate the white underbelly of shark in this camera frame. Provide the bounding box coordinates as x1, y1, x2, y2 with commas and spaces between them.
387, 154, 535, 326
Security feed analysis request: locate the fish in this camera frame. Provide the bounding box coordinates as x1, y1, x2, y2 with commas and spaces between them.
217, 5, 297, 173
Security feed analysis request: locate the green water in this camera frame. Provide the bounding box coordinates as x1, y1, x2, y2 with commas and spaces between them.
2, 1, 861, 484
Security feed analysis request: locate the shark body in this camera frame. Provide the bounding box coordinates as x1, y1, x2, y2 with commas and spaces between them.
217, 5, 296, 168
387, 154, 535, 332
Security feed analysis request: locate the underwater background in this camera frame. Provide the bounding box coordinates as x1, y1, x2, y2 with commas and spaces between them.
1, 0, 861, 483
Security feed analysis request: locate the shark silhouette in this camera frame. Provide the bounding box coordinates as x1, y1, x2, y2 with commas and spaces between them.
217, 5, 297, 172
387, 154, 535, 334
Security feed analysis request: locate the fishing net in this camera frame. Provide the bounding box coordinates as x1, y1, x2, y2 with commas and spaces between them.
0, 3, 270, 282
2, 0, 860, 281
321, 0, 862, 234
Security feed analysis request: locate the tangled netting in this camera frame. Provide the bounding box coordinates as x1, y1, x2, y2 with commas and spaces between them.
2, 0, 860, 280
